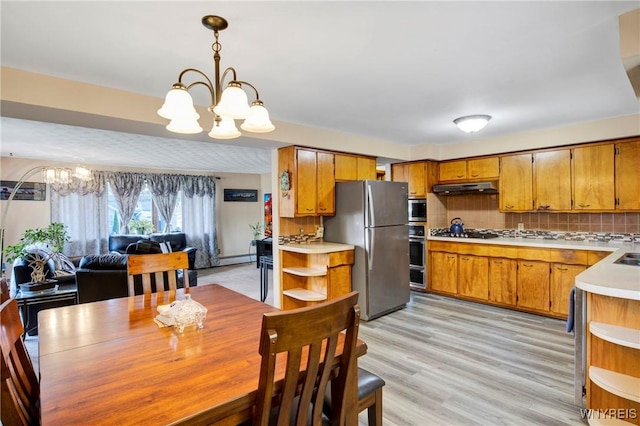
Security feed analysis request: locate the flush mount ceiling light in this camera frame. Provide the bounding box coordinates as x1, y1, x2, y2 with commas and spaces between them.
158, 15, 275, 139
453, 115, 492, 133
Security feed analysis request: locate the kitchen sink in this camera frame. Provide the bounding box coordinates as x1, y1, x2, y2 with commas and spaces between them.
614, 253, 640, 266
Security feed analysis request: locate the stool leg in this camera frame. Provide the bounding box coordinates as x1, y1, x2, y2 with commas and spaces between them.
259, 263, 265, 302
264, 266, 269, 302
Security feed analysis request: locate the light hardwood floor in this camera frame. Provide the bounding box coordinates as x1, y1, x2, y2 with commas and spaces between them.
357, 291, 585, 426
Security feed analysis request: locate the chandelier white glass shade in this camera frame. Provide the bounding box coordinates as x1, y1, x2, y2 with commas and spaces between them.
158, 15, 275, 139
453, 115, 492, 133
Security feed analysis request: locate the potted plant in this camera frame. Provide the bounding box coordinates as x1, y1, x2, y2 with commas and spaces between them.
4, 222, 71, 284
249, 222, 263, 246
129, 218, 154, 235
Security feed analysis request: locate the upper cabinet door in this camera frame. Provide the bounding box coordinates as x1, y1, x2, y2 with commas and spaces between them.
407, 162, 426, 197
296, 149, 318, 215
615, 140, 640, 210
467, 158, 500, 180
534, 150, 572, 211
356, 157, 377, 180
439, 160, 467, 181
500, 154, 533, 212
316, 151, 335, 215
334, 154, 357, 181
572, 144, 615, 210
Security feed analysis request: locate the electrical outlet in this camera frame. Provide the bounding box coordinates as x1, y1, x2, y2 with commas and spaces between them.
517, 223, 525, 231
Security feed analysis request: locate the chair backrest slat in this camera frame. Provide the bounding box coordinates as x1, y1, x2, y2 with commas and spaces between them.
0, 298, 40, 425
126, 252, 190, 296
253, 291, 360, 426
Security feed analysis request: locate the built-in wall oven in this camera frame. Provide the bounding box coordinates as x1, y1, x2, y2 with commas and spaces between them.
408, 198, 427, 222
409, 224, 426, 289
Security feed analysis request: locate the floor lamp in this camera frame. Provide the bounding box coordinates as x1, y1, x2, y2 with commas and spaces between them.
0, 165, 91, 276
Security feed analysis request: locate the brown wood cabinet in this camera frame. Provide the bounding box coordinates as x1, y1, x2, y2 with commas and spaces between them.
468, 158, 500, 180
278, 146, 335, 218
428, 240, 611, 319
438, 157, 499, 182
334, 154, 377, 181
516, 260, 550, 312
438, 160, 467, 181
458, 255, 489, 300
430, 251, 457, 294
549, 264, 585, 316
391, 161, 435, 198
615, 139, 640, 210
572, 144, 615, 211
534, 149, 572, 211
500, 154, 533, 212
488, 258, 517, 306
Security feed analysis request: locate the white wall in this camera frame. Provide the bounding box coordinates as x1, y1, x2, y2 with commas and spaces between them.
0, 156, 272, 267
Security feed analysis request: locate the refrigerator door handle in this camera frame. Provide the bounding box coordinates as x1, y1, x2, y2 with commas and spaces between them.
367, 228, 374, 270
367, 183, 375, 228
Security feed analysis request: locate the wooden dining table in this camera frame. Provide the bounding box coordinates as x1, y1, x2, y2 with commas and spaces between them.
38, 284, 367, 425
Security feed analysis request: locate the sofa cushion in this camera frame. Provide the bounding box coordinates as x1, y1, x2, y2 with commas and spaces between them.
109, 234, 148, 254
79, 254, 128, 270
126, 241, 163, 255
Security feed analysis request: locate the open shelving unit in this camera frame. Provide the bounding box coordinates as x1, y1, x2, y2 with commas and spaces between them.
279, 245, 354, 310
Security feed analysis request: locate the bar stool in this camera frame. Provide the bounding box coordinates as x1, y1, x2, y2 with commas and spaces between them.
259, 255, 273, 302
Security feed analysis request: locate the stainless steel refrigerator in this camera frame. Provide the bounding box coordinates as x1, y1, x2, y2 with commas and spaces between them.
324, 180, 409, 320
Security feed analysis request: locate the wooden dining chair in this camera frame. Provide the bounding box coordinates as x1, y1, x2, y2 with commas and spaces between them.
126, 252, 190, 296
1, 277, 9, 303
324, 367, 385, 426
253, 291, 360, 426
0, 298, 40, 426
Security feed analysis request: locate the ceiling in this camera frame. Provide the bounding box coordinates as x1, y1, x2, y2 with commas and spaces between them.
1, 1, 638, 174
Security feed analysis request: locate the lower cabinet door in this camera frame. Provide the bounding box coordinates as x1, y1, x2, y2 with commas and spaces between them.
430, 252, 457, 294
516, 260, 550, 312
550, 264, 585, 317
458, 255, 489, 300
488, 258, 517, 306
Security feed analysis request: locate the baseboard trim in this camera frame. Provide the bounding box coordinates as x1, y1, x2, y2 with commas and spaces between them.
217, 255, 255, 266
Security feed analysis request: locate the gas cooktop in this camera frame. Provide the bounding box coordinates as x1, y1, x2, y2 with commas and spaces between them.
430, 229, 500, 239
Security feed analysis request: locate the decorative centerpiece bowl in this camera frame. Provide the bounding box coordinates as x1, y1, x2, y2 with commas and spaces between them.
157, 294, 208, 333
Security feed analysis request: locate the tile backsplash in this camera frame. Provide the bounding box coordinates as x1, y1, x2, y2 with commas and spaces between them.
431, 194, 640, 233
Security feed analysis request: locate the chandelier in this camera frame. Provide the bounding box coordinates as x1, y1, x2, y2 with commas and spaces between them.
158, 15, 275, 140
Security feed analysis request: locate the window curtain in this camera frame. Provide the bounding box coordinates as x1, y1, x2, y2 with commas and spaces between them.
50, 171, 109, 256
181, 175, 219, 268
106, 172, 146, 233
147, 174, 181, 232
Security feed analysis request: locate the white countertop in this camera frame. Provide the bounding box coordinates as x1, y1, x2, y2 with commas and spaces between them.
427, 234, 640, 300
279, 241, 355, 254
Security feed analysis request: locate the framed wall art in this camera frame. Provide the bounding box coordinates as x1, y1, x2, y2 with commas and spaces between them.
0, 181, 46, 201
223, 189, 258, 202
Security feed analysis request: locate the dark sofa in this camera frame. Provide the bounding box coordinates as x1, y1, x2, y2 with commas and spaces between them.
75, 253, 197, 304
109, 232, 197, 270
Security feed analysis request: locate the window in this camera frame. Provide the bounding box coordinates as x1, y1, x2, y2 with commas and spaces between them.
107, 184, 182, 234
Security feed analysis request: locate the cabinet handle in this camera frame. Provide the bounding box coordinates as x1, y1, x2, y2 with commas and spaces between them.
306, 208, 313, 211
522, 263, 533, 268
319, 207, 326, 211
538, 205, 550, 210
556, 267, 568, 271
446, 255, 456, 259
461, 256, 469, 260
456, 175, 464, 178
493, 260, 502, 265
505, 205, 514, 209
578, 204, 590, 208
471, 174, 479, 177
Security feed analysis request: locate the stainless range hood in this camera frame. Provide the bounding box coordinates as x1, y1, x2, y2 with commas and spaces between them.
432, 181, 498, 195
